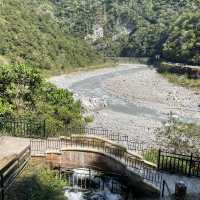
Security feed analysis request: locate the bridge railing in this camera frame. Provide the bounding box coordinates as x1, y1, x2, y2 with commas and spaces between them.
0, 118, 158, 164
0, 118, 157, 160
30, 136, 163, 190
63, 127, 158, 163
0, 146, 31, 200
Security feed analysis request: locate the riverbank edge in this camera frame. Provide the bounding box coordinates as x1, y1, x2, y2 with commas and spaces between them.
44, 57, 150, 78
154, 61, 200, 89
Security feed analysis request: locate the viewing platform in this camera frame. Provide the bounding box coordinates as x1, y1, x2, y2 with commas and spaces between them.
0, 136, 29, 169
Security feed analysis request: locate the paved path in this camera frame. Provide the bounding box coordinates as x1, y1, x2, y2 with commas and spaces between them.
162, 172, 200, 196
0, 136, 30, 168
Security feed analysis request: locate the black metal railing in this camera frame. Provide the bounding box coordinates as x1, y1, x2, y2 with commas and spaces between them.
0, 118, 158, 164
63, 126, 158, 164
2, 118, 199, 180
0, 118, 45, 138
158, 149, 200, 177
0, 146, 31, 200
161, 180, 171, 198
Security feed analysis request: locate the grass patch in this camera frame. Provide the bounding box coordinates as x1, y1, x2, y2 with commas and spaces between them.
42, 59, 117, 78
161, 72, 200, 89
43, 57, 149, 78
142, 149, 158, 164
84, 115, 94, 123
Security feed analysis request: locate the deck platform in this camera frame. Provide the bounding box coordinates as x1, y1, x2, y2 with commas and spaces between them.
0, 136, 30, 169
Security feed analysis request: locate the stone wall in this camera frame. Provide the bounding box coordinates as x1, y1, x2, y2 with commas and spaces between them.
159, 62, 200, 79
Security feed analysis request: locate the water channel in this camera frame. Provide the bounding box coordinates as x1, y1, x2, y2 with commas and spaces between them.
64, 168, 128, 200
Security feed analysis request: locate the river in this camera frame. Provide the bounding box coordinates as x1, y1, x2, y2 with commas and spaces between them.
49, 64, 200, 145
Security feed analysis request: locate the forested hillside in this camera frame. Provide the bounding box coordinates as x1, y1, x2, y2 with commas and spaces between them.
0, 0, 101, 70
0, 0, 199, 127
0, 0, 199, 66
48, 0, 200, 65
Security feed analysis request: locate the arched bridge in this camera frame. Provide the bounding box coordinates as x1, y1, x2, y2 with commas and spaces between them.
31, 135, 163, 198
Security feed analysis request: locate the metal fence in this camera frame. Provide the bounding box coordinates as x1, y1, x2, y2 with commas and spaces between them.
0, 118, 45, 138
63, 127, 158, 165
0, 146, 31, 200
0, 118, 157, 164
158, 150, 200, 177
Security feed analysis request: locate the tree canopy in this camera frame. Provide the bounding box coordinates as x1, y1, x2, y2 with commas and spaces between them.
0, 64, 84, 129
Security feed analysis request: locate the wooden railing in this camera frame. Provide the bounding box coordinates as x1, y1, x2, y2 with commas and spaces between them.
0, 146, 31, 200
30, 136, 163, 190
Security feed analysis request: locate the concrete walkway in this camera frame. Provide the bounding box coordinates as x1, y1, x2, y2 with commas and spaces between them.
162, 172, 200, 196
0, 136, 30, 160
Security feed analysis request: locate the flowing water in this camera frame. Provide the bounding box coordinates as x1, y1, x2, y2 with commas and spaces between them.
64, 168, 126, 200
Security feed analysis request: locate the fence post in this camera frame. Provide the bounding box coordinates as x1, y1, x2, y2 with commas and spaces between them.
161, 180, 165, 197
0, 174, 4, 200
157, 149, 161, 170
189, 153, 193, 176
118, 133, 120, 143
43, 120, 46, 138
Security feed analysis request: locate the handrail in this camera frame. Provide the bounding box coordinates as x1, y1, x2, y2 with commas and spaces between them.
0, 119, 157, 157
64, 127, 156, 155
0, 146, 31, 200
30, 136, 163, 190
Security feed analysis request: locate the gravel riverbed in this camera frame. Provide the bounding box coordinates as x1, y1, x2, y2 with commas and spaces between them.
49, 64, 200, 145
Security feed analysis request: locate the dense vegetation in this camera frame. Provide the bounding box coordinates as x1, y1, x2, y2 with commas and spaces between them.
0, 0, 199, 67
0, 0, 101, 70
0, 64, 83, 129
162, 11, 200, 65
46, 0, 200, 65
6, 161, 66, 200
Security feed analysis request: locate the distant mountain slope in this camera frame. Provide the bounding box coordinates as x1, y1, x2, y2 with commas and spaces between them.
49, 0, 200, 65
0, 0, 101, 70
0, 0, 199, 67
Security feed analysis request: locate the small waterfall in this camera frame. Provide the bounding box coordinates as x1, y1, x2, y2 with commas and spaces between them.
64, 168, 125, 200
